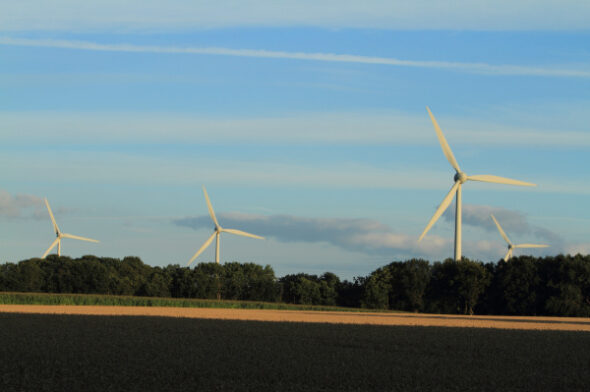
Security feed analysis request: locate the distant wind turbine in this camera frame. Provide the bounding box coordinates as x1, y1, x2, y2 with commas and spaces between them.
187, 186, 264, 265
418, 107, 536, 261
490, 214, 548, 261
42, 198, 99, 258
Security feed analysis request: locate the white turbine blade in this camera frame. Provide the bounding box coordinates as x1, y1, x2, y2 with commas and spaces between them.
202, 186, 220, 229
503, 249, 512, 262
513, 244, 549, 249
467, 175, 536, 187
44, 198, 60, 234
42, 238, 59, 259
187, 232, 216, 266
61, 233, 100, 243
490, 214, 512, 245
418, 181, 460, 241
222, 228, 264, 240
426, 106, 461, 173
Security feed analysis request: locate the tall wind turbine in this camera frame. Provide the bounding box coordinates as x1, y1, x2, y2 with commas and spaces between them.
42, 198, 99, 258
490, 214, 548, 261
187, 186, 264, 265
418, 107, 536, 261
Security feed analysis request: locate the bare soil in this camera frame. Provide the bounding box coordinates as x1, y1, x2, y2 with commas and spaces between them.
2, 304, 589, 331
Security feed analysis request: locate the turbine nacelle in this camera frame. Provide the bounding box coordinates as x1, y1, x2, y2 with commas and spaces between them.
454, 172, 468, 184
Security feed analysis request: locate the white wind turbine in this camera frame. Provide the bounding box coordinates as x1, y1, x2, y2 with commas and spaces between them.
42, 198, 99, 258
187, 186, 264, 265
418, 107, 536, 261
490, 214, 548, 261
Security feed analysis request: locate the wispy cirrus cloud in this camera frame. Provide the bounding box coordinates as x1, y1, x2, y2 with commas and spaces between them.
2, 110, 590, 148
1, 37, 589, 78
2, 1, 590, 31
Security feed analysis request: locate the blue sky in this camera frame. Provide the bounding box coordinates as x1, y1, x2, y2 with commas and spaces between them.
1, 1, 590, 279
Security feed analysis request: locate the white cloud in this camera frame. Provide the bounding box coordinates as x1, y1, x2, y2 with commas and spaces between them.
566, 243, 590, 255
442, 203, 566, 252
2, 37, 589, 78
2, 1, 590, 31
0, 190, 46, 219
174, 212, 450, 258
2, 110, 590, 148
173, 211, 572, 262
443, 204, 530, 234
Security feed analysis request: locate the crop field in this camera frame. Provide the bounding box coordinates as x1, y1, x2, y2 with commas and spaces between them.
2, 311, 590, 391
0, 291, 387, 313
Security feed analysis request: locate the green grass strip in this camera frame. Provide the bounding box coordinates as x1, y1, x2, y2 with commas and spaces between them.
0, 292, 398, 313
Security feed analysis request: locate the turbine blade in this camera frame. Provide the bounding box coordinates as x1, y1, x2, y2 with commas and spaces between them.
61, 233, 100, 243
504, 249, 512, 262
45, 198, 60, 234
202, 186, 220, 229
513, 244, 549, 248
490, 214, 512, 245
426, 106, 461, 173
187, 232, 216, 266
418, 181, 460, 241
42, 238, 59, 259
467, 175, 536, 187
222, 228, 264, 240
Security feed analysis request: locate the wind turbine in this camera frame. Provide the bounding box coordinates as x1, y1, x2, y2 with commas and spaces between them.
418, 107, 536, 261
42, 198, 99, 258
187, 186, 264, 265
490, 214, 548, 261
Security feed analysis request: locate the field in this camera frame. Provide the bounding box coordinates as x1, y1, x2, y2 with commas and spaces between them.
2, 308, 590, 391
0, 291, 387, 313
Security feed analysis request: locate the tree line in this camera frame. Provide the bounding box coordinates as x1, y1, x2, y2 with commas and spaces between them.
1, 254, 589, 317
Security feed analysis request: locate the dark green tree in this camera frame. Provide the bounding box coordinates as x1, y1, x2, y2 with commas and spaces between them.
427, 258, 490, 315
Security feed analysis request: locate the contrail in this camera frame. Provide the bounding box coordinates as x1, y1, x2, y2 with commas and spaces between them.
1, 37, 589, 78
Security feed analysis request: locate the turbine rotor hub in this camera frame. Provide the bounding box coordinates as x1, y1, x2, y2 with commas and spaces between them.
454, 171, 468, 184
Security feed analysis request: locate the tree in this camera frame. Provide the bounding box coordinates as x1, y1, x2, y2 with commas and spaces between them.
137, 267, 171, 298
337, 277, 365, 308
361, 267, 391, 309
427, 258, 490, 315
543, 255, 590, 317
390, 259, 431, 312
492, 257, 540, 315
280, 274, 322, 305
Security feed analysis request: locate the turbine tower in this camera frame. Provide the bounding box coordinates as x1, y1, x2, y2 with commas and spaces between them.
491, 214, 548, 261
42, 198, 99, 258
418, 107, 536, 261
187, 186, 264, 265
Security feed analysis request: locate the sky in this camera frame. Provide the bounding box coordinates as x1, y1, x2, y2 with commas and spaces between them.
1, 1, 589, 279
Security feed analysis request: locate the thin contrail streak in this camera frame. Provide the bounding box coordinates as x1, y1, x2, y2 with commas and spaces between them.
1, 37, 589, 78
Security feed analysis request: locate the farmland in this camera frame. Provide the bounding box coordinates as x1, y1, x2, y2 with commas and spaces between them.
2, 311, 590, 391
0, 291, 383, 313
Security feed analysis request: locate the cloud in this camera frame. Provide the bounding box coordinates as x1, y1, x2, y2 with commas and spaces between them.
1, 37, 589, 78
2, 110, 590, 149
443, 204, 530, 234
0, 190, 46, 219
442, 203, 566, 251
2, 1, 590, 31
174, 212, 449, 258
566, 243, 590, 255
